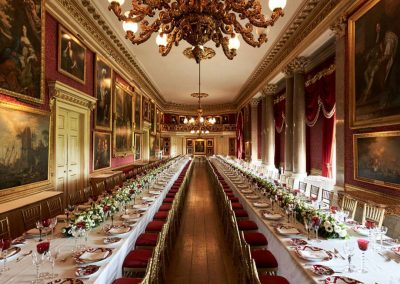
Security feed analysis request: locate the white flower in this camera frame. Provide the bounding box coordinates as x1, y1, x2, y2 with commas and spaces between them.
333, 225, 341, 233
338, 229, 347, 238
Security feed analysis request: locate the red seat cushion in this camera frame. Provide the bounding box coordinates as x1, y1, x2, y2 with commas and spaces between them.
237, 220, 258, 231
159, 204, 171, 211
223, 189, 232, 193
123, 249, 152, 268
234, 209, 248, 218
259, 275, 289, 284
243, 232, 268, 246
169, 189, 179, 193
166, 193, 176, 198
251, 250, 277, 268
136, 233, 158, 246
232, 203, 243, 210
163, 198, 174, 203
113, 278, 143, 284
228, 196, 239, 202
226, 192, 235, 197
154, 211, 168, 220
145, 221, 165, 232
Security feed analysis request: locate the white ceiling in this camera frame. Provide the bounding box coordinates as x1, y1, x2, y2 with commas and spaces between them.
92, 1, 306, 105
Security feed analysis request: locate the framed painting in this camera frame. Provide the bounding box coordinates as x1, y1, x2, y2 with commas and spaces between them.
0, 0, 45, 104
156, 108, 161, 132
93, 131, 111, 171
113, 82, 133, 156
354, 131, 400, 189
171, 115, 177, 124
149, 135, 155, 158
207, 139, 213, 147
179, 116, 186, 124
134, 133, 142, 161
150, 102, 156, 133
58, 26, 86, 84
194, 139, 205, 154
348, 0, 400, 128
229, 137, 236, 156
187, 147, 193, 155
207, 147, 214, 156
142, 97, 151, 122
0, 102, 50, 199
186, 139, 193, 147
94, 55, 112, 130
134, 92, 142, 131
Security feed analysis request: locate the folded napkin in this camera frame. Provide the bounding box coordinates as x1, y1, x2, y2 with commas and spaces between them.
80, 250, 109, 261
245, 195, 259, 199
108, 226, 129, 234
298, 249, 326, 260
277, 226, 300, 235
122, 213, 140, 220
263, 212, 282, 220
253, 202, 269, 208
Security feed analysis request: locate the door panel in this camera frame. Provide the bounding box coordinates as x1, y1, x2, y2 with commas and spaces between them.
56, 109, 68, 193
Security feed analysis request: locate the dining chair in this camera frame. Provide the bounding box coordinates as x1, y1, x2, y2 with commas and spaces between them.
68, 190, 82, 206
105, 177, 115, 192
286, 177, 295, 191
83, 186, 93, 201
298, 181, 307, 195
321, 189, 332, 207
46, 197, 63, 217
22, 204, 42, 230
340, 194, 358, 220
362, 203, 385, 228
94, 181, 105, 196
0, 216, 11, 239
309, 185, 320, 201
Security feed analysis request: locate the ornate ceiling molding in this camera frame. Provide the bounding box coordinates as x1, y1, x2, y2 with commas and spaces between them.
47, 0, 165, 107
48, 80, 97, 110
235, 0, 344, 108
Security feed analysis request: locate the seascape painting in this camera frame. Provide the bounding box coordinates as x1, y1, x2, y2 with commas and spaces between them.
0, 0, 44, 103
114, 83, 133, 156
0, 103, 49, 190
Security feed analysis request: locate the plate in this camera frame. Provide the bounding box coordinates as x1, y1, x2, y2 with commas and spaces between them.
237, 184, 248, 189
290, 238, 308, 246
0, 246, 21, 260
142, 196, 156, 202
47, 279, 84, 284
276, 225, 300, 236
295, 246, 333, 261
352, 225, 370, 236
253, 202, 269, 208
132, 204, 150, 210
149, 190, 162, 195
103, 237, 122, 244
391, 246, 400, 256
241, 189, 253, 194
121, 212, 142, 221
311, 265, 334, 276
261, 210, 283, 220
323, 276, 363, 284
75, 265, 100, 278
245, 195, 260, 200
106, 225, 131, 236
74, 248, 112, 264
12, 237, 26, 246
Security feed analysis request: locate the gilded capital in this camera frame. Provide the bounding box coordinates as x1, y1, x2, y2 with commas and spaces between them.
283, 65, 293, 77
288, 57, 309, 74
262, 84, 278, 96
330, 15, 347, 39
250, 98, 260, 107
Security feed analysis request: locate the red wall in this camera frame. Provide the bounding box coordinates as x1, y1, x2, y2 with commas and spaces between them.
308, 117, 323, 172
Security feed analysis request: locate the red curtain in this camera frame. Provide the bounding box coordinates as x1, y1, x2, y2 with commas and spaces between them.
274, 98, 286, 133
236, 111, 244, 159
322, 113, 335, 178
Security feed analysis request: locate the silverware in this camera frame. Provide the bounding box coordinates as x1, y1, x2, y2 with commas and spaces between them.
16, 250, 32, 262
334, 248, 345, 260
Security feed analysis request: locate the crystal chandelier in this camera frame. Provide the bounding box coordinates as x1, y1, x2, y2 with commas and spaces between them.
107, 0, 286, 61
184, 62, 215, 135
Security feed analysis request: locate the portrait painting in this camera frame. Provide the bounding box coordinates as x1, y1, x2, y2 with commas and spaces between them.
0, 102, 49, 191
156, 108, 161, 132
229, 137, 236, 156
207, 147, 214, 156
113, 82, 133, 156
179, 116, 186, 124
134, 93, 141, 131
0, 0, 45, 103
222, 115, 229, 124
354, 131, 400, 189
58, 26, 86, 84
94, 56, 112, 130
142, 97, 151, 122
207, 139, 213, 147
187, 147, 193, 155
171, 115, 177, 124
349, 0, 400, 128
194, 140, 205, 154
186, 139, 193, 147
215, 116, 221, 124
134, 133, 141, 161
93, 131, 111, 171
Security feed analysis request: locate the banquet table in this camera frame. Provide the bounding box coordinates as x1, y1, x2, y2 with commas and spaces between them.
211, 157, 400, 284
0, 158, 189, 284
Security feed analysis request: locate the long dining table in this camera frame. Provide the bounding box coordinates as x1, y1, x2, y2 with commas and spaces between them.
211, 157, 400, 284
0, 157, 189, 284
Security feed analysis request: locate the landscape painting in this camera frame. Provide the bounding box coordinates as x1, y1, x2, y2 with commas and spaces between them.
94, 56, 112, 130
354, 131, 400, 189
0, 103, 49, 190
93, 131, 111, 171
0, 0, 45, 103
349, 0, 400, 127
114, 83, 133, 156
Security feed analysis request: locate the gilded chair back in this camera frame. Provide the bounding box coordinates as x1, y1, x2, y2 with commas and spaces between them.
340, 195, 358, 220
362, 203, 385, 228
22, 204, 42, 230
0, 217, 11, 239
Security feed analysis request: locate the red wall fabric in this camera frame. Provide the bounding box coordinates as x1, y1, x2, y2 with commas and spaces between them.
309, 115, 323, 172
274, 131, 280, 168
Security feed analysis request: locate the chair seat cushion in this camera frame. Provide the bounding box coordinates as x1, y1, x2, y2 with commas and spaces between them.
237, 220, 258, 231
251, 250, 278, 268
136, 233, 158, 246
228, 196, 239, 202
163, 198, 174, 203
159, 204, 171, 211
259, 275, 289, 284
113, 278, 143, 284
145, 221, 165, 232
169, 189, 179, 193
226, 192, 235, 197
223, 189, 233, 193
154, 211, 168, 220
244, 232, 268, 246
123, 249, 152, 268
234, 209, 248, 218
166, 193, 176, 198
232, 203, 243, 209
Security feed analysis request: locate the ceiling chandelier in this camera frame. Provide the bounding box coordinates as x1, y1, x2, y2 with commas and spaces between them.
184, 62, 216, 135
107, 0, 286, 62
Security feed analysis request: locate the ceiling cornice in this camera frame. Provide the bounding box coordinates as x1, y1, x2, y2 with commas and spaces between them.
235, 0, 353, 109
47, 0, 166, 107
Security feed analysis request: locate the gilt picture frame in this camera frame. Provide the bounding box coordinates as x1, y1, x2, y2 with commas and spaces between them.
134, 133, 142, 161
93, 131, 111, 171
134, 92, 142, 131
94, 55, 112, 131
348, 0, 400, 128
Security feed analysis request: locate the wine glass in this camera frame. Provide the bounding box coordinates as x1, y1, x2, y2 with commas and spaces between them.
380, 226, 388, 250
357, 239, 369, 273
313, 216, 321, 242
46, 248, 59, 279
0, 238, 11, 272
343, 241, 355, 272
35, 220, 43, 242
31, 251, 44, 284
49, 218, 57, 240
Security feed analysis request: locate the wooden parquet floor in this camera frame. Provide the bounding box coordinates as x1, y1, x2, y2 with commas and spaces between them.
165, 159, 238, 284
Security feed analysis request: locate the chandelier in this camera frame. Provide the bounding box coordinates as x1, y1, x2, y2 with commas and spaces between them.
107, 0, 286, 61
184, 62, 215, 135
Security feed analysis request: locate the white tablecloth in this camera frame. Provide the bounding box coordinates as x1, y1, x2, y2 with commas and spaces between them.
0, 158, 189, 284
211, 158, 400, 284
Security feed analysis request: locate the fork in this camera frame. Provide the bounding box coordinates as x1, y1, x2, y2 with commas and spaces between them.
334, 248, 345, 260
16, 250, 32, 262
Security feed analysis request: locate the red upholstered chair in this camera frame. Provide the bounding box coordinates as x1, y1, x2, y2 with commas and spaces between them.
169, 189, 179, 193
122, 249, 152, 276
135, 233, 158, 249
163, 198, 174, 203
259, 275, 289, 284
251, 249, 278, 273
233, 209, 249, 219
113, 278, 143, 284
243, 232, 268, 248
166, 192, 176, 198
237, 220, 258, 231
153, 211, 168, 221
228, 196, 239, 202
223, 188, 233, 193
145, 221, 165, 233
231, 203, 244, 210
159, 204, 171, 211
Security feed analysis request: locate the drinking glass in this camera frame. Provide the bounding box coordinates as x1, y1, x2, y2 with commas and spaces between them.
46, 249, 59, 279
357, 239, 369, 273
35, 220, 44, 242
0, 238, 11, 272
49, 218, 57, 240
313, 217, 321, 242
343, 241, 355, 272
380, 226, 388, 250
31, 251, 43, 284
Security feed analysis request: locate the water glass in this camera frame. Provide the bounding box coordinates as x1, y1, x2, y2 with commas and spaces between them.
357, 239, 369, 273
343, 241, 355, 272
